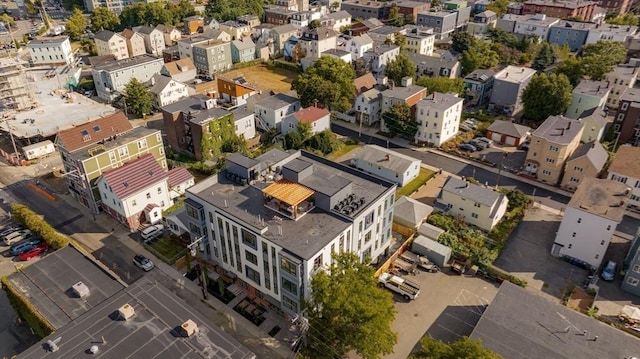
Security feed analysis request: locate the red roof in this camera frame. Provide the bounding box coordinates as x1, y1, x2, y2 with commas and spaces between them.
293, 107, 330, 124
100, 154, 168, 199
56, 112, 132, 152
144, 203, 159, 212
167, 167, 194, 188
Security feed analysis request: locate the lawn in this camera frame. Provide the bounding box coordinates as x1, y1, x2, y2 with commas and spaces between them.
396, 168, 435, 199
327, 143, 360, 161
221, 64, 298, 93
148, 236, 186, 262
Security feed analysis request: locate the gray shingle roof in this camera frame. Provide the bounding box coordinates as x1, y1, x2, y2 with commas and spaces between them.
94, 29, 117, 42
394, 196, 433, 228
353, 145, 421, 176
231, 37, 255, 51
440, 176, 502, 207
578, 107, 608, 127
567, 141, 608, 172
255, 93, 299, 110
532, 115, 584, 145
487, 120, 531, 138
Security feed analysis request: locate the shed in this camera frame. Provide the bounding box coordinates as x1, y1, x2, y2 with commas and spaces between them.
22, 140, 55, 160
411, 234, 451, 268
418, 222, 445, 240
486, 120, 531, 146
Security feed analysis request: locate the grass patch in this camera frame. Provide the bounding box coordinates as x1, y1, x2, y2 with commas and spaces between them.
395, 168, 436, 199
327, 143, 360, 161
149, 236, 186, 261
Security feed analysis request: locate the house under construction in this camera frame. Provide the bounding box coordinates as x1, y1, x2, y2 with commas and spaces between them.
0, 59, 35, 112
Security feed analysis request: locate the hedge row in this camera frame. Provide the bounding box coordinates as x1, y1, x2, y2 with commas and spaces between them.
11, 204, 69, 250
1, 276, 55, 338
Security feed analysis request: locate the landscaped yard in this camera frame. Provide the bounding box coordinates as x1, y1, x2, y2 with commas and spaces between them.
396, 168, 436, 199
327, 143, 360, 161
221, 64, 298, 93
147, 235, 186, 263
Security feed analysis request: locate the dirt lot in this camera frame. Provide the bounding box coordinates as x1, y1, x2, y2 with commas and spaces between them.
221, 64, 298, 94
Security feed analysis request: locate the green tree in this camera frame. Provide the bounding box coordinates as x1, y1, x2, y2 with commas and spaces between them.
169, 0, 196, 25
486, 0, 510, 16
554, 56, 584, 86
487, 27, 518, 48
66, 8, 87, 41
303, 252, 397, 359
291, 56, 356, 112
90, 7, 121, 32
531, 42, 556, 71
410, 336, 502, 359
124, 78, 153, 118
0, 13, 15, 27
393, 32, 406, 50
308, 19, 322, 29
522, 73, 572, 124
297, 121, 312, 141
580, 40, 628, 80
382, 102, 416, 137
205, 0, 265, 21
305, 130, 339, 155
283, 131, 303, 150
387, 6, 404, 26
460, 42, 498, 76
80, 37, 97, 55
221, 135, 248, 154
452, 31, 477, 54
384, 54, 415, 86
607, 13, 639, 25
415, 76, 464, 95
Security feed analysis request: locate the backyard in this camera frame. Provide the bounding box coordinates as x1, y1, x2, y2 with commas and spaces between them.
396, 168, 436, 199
145, 235, 187, 264
222, 64, 298, 93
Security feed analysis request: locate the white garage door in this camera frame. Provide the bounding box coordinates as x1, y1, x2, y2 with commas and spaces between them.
491, 132, 502, 142
505, 136, 516, 146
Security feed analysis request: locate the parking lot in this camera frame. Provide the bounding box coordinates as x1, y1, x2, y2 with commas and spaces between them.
387, 269, 499, 359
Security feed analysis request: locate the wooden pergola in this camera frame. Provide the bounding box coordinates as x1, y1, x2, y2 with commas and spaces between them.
262, 179, 315, 219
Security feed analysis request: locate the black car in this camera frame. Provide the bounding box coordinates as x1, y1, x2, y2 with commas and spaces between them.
457, 143, 476, 152
467, 139, 487, 151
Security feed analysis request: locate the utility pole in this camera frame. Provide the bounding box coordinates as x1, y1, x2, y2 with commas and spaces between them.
188, 236, 208, 300
495, 152, 508, 188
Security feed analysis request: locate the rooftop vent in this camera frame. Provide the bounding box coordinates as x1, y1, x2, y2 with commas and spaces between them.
72, 281, 90, 298
118, 303, 135, 320
181, 319, 199, 337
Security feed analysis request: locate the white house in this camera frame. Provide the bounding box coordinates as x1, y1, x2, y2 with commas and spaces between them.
344, 33, 373, 61
299, 26, 337, 59
149, 74, 190, 109
435, 176, 509, 232
27, 36, 75, 65
156, 24, 182, 46
91, 54, 165, 102
363, 44, 400, 74
97, 153, 194, 230
350, 145, 421, 186
586, 24, 638, 45
513, 14, 560, 41
404, 28, 435, 56
552, 178, 630, 268
94, 30, 129, 60
607, 146, 640, 209
281, 106, 331, 136
133, 26, 166, 55
184, 149, 397, 315
415, 92, 464, 146
323, 10, 351, 31
354, 87, 383, 126
253, 93, 300, 132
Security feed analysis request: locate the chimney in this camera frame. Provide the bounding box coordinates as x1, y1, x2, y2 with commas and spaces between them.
567, 121, 571, 130
561, 128, 565, 136
505, 72, 509, 78
606, 81, 610, 87
385, 154, 390, 161
597, 85, 600, 91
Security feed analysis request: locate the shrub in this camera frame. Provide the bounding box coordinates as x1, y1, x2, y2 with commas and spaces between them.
1, 276, 55, 338
11, 204, 69, 250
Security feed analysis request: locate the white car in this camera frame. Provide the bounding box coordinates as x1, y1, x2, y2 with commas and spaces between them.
133, 254, 154, 271
141, 224, 164, 240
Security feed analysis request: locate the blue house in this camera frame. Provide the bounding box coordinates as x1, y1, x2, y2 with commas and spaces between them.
548, 21, 596, 52
463, 69, 495, 107
230, 37, 256, 63
473, 0, 491, 14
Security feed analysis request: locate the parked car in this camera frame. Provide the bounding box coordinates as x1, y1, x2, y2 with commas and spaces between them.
0, 225, 24, 239
463, 118, 479, 130
141, 224, 164, 240
457, 143, 476, 152
459, 123, 473, 132
3, 229, 32, 246
10, 237, 43, 256
18, 244, 48, 261
133, 254, 154, 271
477, 137, 494, 147
601, 261, 617, 281
467, 139, 487, 151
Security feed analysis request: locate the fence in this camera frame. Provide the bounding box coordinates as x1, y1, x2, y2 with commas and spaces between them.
142, 242, 188, 266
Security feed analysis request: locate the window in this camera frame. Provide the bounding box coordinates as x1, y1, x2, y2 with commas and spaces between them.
542, 170, 552, 176
282, 278, 297, 295
146, 192, 151, 199
622, 102, 629, 111
364, 212, 374, 229
474, 202, 481, 208
281, 257, 297, 276
186, 205, 200, 219
157, 187, 162, 194
132, 199, 137, 206
109, 151, 116, 162
545, 158, 556, 164
627, 277, 640, 287
137, 139, 147, 149
245, 266, 260, 285
282, 295, 298, 312
633, 264, 640, 274
313, 254, 323, 270
242, 229, 257, 249
118, 147, 129, 156
245, 250, 258, 265
471, 213, 478, 218
364, 231, 372, 243
573, 166, 583, 173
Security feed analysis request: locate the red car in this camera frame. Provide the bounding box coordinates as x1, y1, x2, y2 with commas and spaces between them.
18, 244, 48, 261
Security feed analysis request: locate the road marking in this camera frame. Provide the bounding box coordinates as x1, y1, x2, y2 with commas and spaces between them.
28, 182, 56, 202
453, 289, 490, 316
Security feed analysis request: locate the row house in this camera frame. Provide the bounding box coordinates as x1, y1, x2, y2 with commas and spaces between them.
26, 36, 74, 66
614, 88, 640, 146
463, 69, 495, 107
605, 64, 639, 109
468, 10, 497, 34
548, 20, 596, 51
380, 84, 427, 132
94, 30, 129, 60
133, 26, 166, 56
184, 149, 397, 315
560, 141, 608, 191
162, 95, 256, 160
523, 115, 584, 184
565, 79, 610, 120
192, 40, 233, 78
121, 29, 146, 58
608, 146, 640, 209
552, 178, 629, 269
522, 0, 599, 22
253, 93, 300, 132
98, 154, 194, 230
298, 26, 338, 59
92, 54, 164, 102
363, 44, 400, 75
415, 92, 464, 146
489, 65, 536, 116
55, 112, 166, 214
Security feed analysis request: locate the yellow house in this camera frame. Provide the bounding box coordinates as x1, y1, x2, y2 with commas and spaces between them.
435, 176, 509, 232
560, 141, 608, 191
524, 115, 584, 185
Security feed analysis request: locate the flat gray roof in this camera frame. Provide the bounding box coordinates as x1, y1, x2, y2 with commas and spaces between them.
494, 65, 536, 83
93, 54, 163, 73
189, 151, 394, 259
254, 93, 299, 110
0, 68, 118, 139
419, 92, 463, 111
471, 281, 640, 359
6, 245, 125, 330
19, 276, 255, 359
568, 177, 629, 222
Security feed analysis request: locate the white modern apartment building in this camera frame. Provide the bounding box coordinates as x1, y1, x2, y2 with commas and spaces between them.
184, 149, 396, 315
415, 92, 463, 146
27, 36, 74, 65
552, 178, 630, 269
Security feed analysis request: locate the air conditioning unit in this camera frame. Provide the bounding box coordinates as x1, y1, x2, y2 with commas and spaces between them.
72, 281, 90, 298
181, 319, 199, 337
118, 303, 135, 320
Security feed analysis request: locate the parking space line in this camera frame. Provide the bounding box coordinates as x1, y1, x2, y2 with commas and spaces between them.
453, 289, 491, 316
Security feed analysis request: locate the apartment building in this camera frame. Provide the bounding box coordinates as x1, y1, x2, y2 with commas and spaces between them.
121, 29, 146, 58
489, 65, 536, 116
565, 79, 610, 120
192, 41, 233, 78
513, 13, 560, 41
26, 36, 74, 65
133, 26, 166, 56
415, 92, 463, 146
560, 141, 608, 191
605, 64, 638, 109
95, 31, 129, 60
298, 26, 337, 59
614, 88, 640, 146
548, 20, 595, 51
253, 92, 300, 132
177, 36, 210, 60
522, 0, 598, 22
91, 54, 164, 102
184, 149, 397, 315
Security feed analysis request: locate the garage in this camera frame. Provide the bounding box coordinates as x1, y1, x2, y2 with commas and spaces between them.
486, 120, 531, 147
490, 132, 502, 142
505, 136, 516, 146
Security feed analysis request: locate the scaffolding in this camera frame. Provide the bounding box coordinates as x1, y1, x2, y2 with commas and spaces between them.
0, 59, 35, 112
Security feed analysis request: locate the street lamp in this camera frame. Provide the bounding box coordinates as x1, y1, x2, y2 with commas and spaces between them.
188, 236, 208, 300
